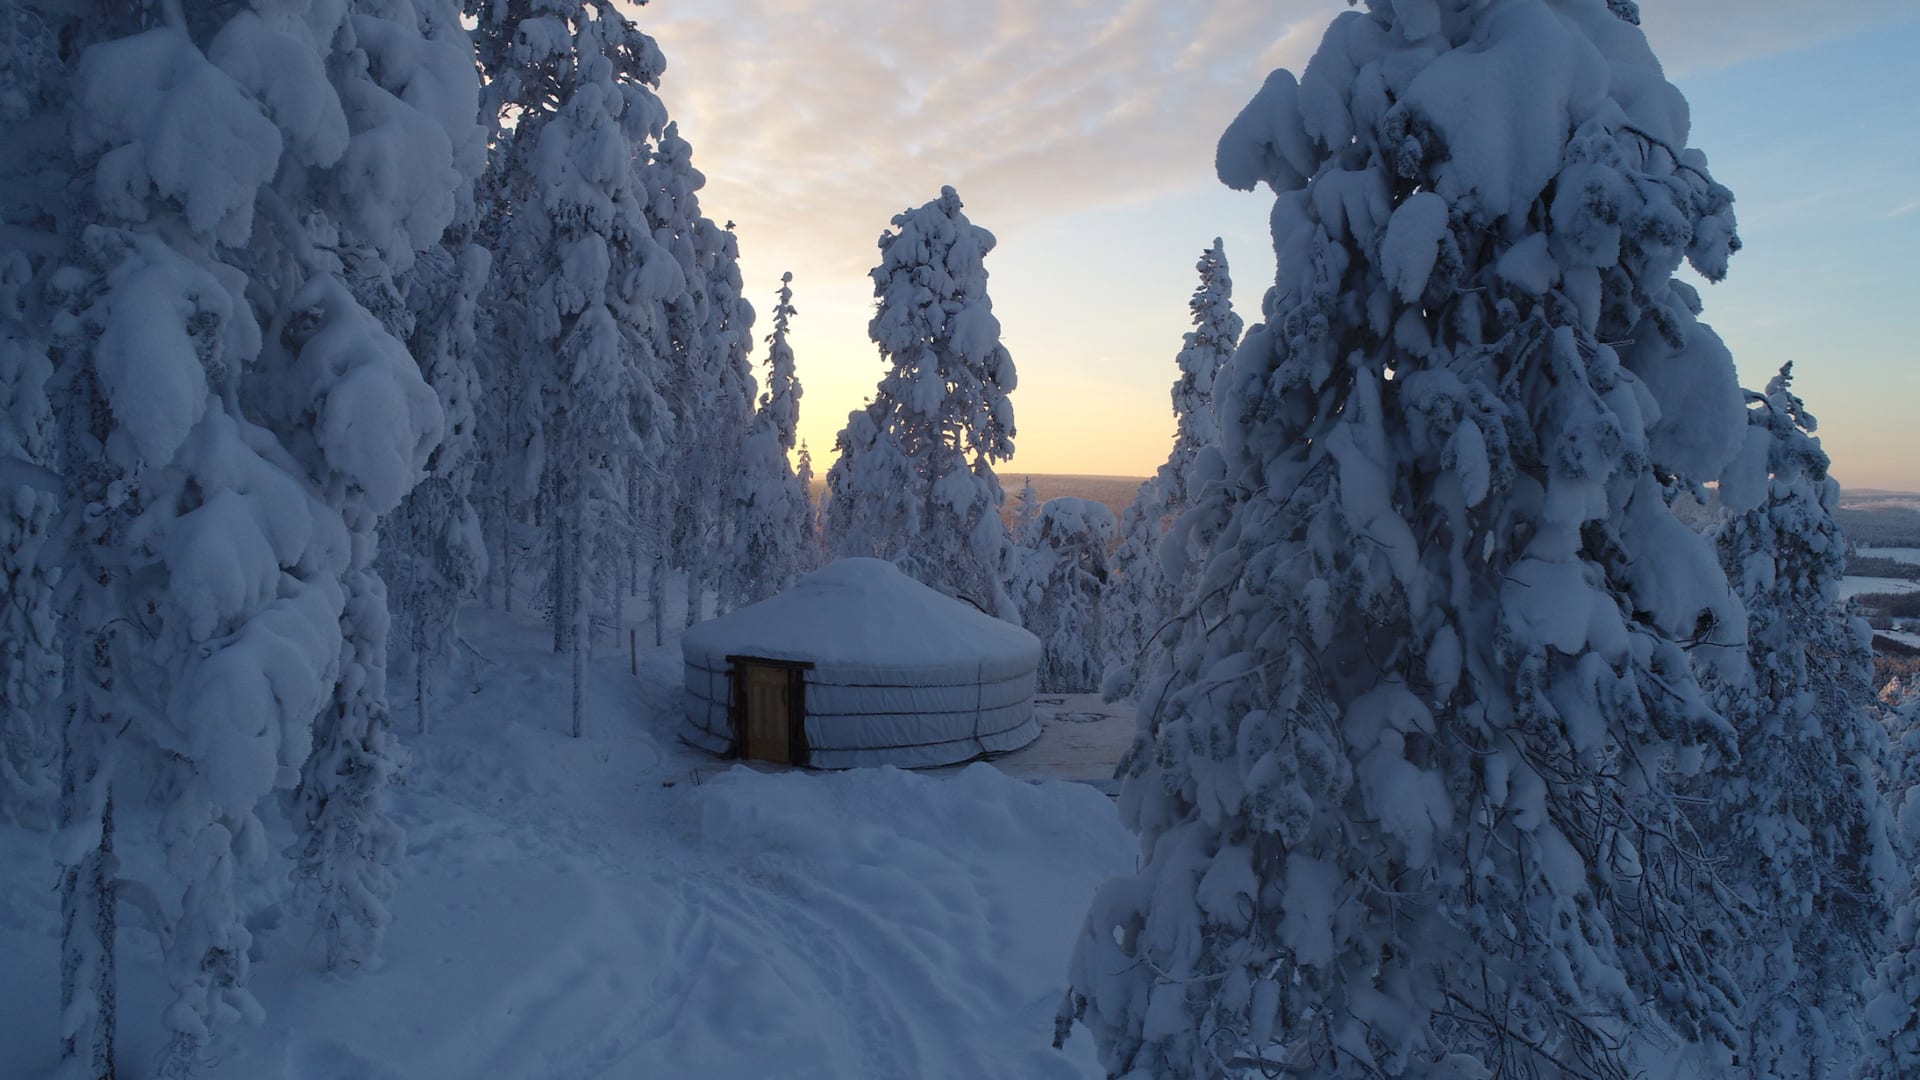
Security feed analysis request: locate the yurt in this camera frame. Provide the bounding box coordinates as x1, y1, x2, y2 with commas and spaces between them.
681, 558, 1042, 768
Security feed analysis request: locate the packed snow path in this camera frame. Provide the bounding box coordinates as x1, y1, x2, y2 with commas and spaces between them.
0, 604, 1135, 1078
991, 696, 1135, 794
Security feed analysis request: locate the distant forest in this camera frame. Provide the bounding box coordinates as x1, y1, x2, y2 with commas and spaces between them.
1839, 505, 1920, 549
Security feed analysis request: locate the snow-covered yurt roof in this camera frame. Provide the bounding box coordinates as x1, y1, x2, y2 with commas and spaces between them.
683, 557, 1040, 684
682, 558, 1043, 768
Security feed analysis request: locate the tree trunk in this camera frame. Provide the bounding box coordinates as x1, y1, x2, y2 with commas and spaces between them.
60, 709, 115, 1080
499, 491, 514, 614
612, 528, 628, 646
627, 474, 641, 599
571, 487, 590, 739
651, 554, 667, 648
413, 510, 430, 736
571, 600, 588, 740
683, 547, 705, 630
550, 477, 570, 655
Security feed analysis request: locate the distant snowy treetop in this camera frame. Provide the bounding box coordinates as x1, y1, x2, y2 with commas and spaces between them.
1038, 497, 1117, 544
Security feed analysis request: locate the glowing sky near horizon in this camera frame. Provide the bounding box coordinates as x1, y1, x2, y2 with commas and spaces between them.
646, 2, 1920, 490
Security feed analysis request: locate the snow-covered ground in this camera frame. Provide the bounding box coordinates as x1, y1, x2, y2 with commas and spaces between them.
1859, 546, 1920, 566
0, 603, 1135, 1079
1840, 575, 1920, 602
1873, 629, 1920, 650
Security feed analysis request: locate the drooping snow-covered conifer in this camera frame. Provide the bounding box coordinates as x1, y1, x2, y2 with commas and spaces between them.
1060, 3, 1752, 1075
28, 2, 456, 1068
1704, 364, 1896, 1076
822, 187, 1019, 620
1103, 239, 1240, 699
257, 0, 477, 987
1014, 497, 1117, 693
729, 272, 811, 607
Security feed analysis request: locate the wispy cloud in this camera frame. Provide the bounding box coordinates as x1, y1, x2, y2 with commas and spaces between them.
645, 1, 1918, 281
648, 2, 1322, 279
632, 1, 1920, 476
1638, 0, 1920, 77
1889, 200, 1920, 219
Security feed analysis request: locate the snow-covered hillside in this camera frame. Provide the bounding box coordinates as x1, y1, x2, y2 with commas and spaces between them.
0, 604, 1133, 1079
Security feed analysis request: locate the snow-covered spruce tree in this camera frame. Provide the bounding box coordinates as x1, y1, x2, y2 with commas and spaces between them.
1865, 689, 1920, 1075
1705, 364, 1896, 1076
1, 11, 115, 1069
822, 398, 913, 566
688, 215, 756, 621
1007, 477, 1045, 631
467, 100, 540, 618
375, 0, 493, 736
475, 0, 682, 733
794, 438, 820, 570
380, 240, 491, 734
17, 0, 457, 1064
1103, 238, 1241, 700
1101, 480, 1165, 699
0, 249, 61, 826
635, 119, 706, 642
729, 272, 810, 607
238, 0, 476, 982
0, 16, 62, 822
1013, 477, 1041, 547
467, 0, 668, 634
639, 124, 755, 630
822, 187, 1019, 620
1059, 3, 1752, 1076
1015, 497, 1118, 693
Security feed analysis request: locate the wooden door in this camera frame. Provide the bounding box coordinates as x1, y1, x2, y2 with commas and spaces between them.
740, 662, 794, 764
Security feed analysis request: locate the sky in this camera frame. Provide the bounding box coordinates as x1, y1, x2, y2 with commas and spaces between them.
644, 1, 1920, 490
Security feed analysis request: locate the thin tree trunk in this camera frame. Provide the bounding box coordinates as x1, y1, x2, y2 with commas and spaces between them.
683, 545, 704, 630
500, 491, 514, 614
650, 554, 666, 647
650, 484, 670, 646
627, 475, 641, 599
612, 527, 627, 646
414, 511, 430, 736
571, 604, 588, 739
60, 712, 115, 1080
550, 478, 569, 655
571, 488, 589, 739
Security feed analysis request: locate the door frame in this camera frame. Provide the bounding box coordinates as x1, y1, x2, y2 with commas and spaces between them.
727, 656, 815, 766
